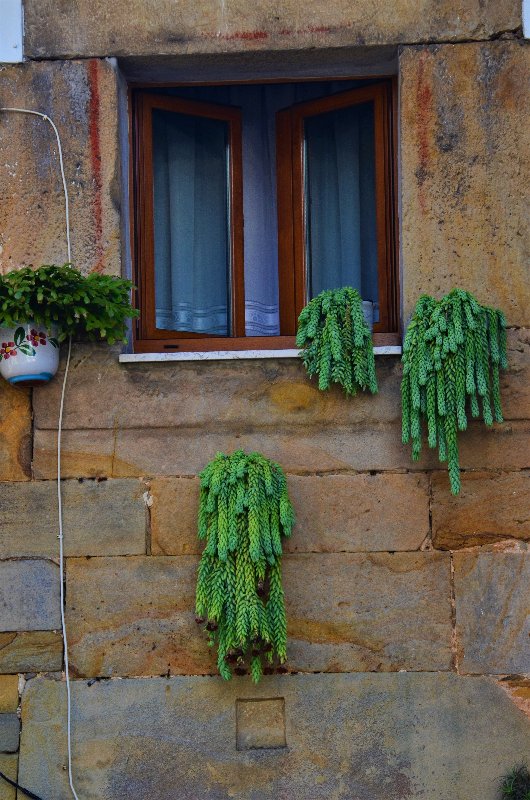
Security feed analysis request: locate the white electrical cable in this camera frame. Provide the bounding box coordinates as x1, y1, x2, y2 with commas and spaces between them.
0, 108, 79, 799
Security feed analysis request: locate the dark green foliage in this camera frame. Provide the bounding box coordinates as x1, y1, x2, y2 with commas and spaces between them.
499, 765, 530, 800
0, 264, 138, 343
296, 287, 377, 396
195, 450, 294, 682
402, 288, 507, 495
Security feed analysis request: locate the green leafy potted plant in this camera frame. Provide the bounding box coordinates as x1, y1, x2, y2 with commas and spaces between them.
296, 286, 378, 396
401, 288, 507, 494
0, 264, 137, 387
195, 450, 294, 683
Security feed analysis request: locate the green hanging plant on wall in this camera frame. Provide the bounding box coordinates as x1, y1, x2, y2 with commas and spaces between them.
296, 286, 378, 396
195, 450, 294, 683
401, 288, 507, 495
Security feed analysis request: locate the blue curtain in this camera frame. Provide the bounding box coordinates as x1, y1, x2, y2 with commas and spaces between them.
305, 102, 378, 309
151, 83, 378, 337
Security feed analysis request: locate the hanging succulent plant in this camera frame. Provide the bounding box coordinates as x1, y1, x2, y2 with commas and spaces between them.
195, 450, 294, 683
401, 288, 508, 495
296, 286, 378, 396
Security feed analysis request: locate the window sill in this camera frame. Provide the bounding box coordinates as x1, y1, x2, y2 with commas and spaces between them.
119, 346, 402, 363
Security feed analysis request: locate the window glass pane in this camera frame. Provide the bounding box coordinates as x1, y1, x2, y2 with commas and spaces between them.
304, 101, 379, 315
152, 108, 231, 335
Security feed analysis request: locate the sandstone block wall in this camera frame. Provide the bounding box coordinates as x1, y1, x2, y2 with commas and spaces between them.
0, 5, 528, 797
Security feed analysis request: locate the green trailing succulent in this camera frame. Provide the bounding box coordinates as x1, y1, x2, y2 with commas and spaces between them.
401, 288, 507, 495
296, 286, 377, 396
0, 264, 138, 343
499, 765, 530, 800
195, 450, 294, 683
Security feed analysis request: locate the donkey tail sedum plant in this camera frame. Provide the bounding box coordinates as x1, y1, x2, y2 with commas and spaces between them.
401, 288, 507, 495
195, 450, 294, 683
296, 286, 377, 396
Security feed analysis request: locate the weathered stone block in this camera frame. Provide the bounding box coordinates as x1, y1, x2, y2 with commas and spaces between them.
284, 553, 452, 672
0, 632, 62, 674
33, 345, 402, 431
401, 43, 530, 327
151, 473, 429, 555
0, 60, 121, 275
23, 0, 521, 58
66, 552, 451, 677
0, 677, 18, 714
0, 716, 19, 754
454, 552, 530, 674
66, 555, 216, 678
18, 673, 530, 799
0, 753, 17, 800
34, 424, 415, 478
236, 698, 286, 750
432, 470, 530, 549
284, 474, 429, 553
0, 479, 146, 558
0, 560, 60, 632
33, 419, 530, 479
0, 384, 31, 482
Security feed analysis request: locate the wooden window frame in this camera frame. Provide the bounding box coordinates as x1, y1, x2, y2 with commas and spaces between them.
131, 80, 399, 353
276, 81, 398, 338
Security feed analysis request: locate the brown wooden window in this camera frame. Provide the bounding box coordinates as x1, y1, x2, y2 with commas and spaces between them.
131, 80, 398, 352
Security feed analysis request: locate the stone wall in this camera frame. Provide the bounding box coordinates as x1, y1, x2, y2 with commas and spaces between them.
0, 5, 529, 798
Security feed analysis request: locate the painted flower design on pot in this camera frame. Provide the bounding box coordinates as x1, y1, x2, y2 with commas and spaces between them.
0, 327, 59, 360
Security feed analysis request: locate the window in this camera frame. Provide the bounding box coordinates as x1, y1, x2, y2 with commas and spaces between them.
131, 79, 398, 352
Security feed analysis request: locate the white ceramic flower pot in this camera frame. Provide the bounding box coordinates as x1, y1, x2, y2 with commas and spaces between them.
0, 322, 60, 387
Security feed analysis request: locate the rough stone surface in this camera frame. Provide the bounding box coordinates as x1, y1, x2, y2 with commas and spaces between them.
454, 552, 530, 674
18, 673, 530, 799
284, 474, 429, 553
284, 553, 452, 672
151, 474, 429, 555
33, 346, 403, 430
0, 560, 60, 632
432, 471, 530, 549
236, 698, 286, 750
0, 60, 121, 275
502, 328, 530, 420
23, 0, 521, 58
66, 553, 451, 677
0, 677, 18, 714
66, 556, 216, 678
0, 754, 17, 800
401, 43, 530, 327
0, 384, 31, 482
150, 477, 200, 555
0, 479, 146, 558
33, 419, 530, 479
0, 716, 19, 754
0, 632, 62, 674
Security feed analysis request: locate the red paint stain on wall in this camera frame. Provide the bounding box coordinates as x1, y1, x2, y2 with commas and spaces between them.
223, 30, 268, 40
415, 50, 433, 215
88, 59, 104, 273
